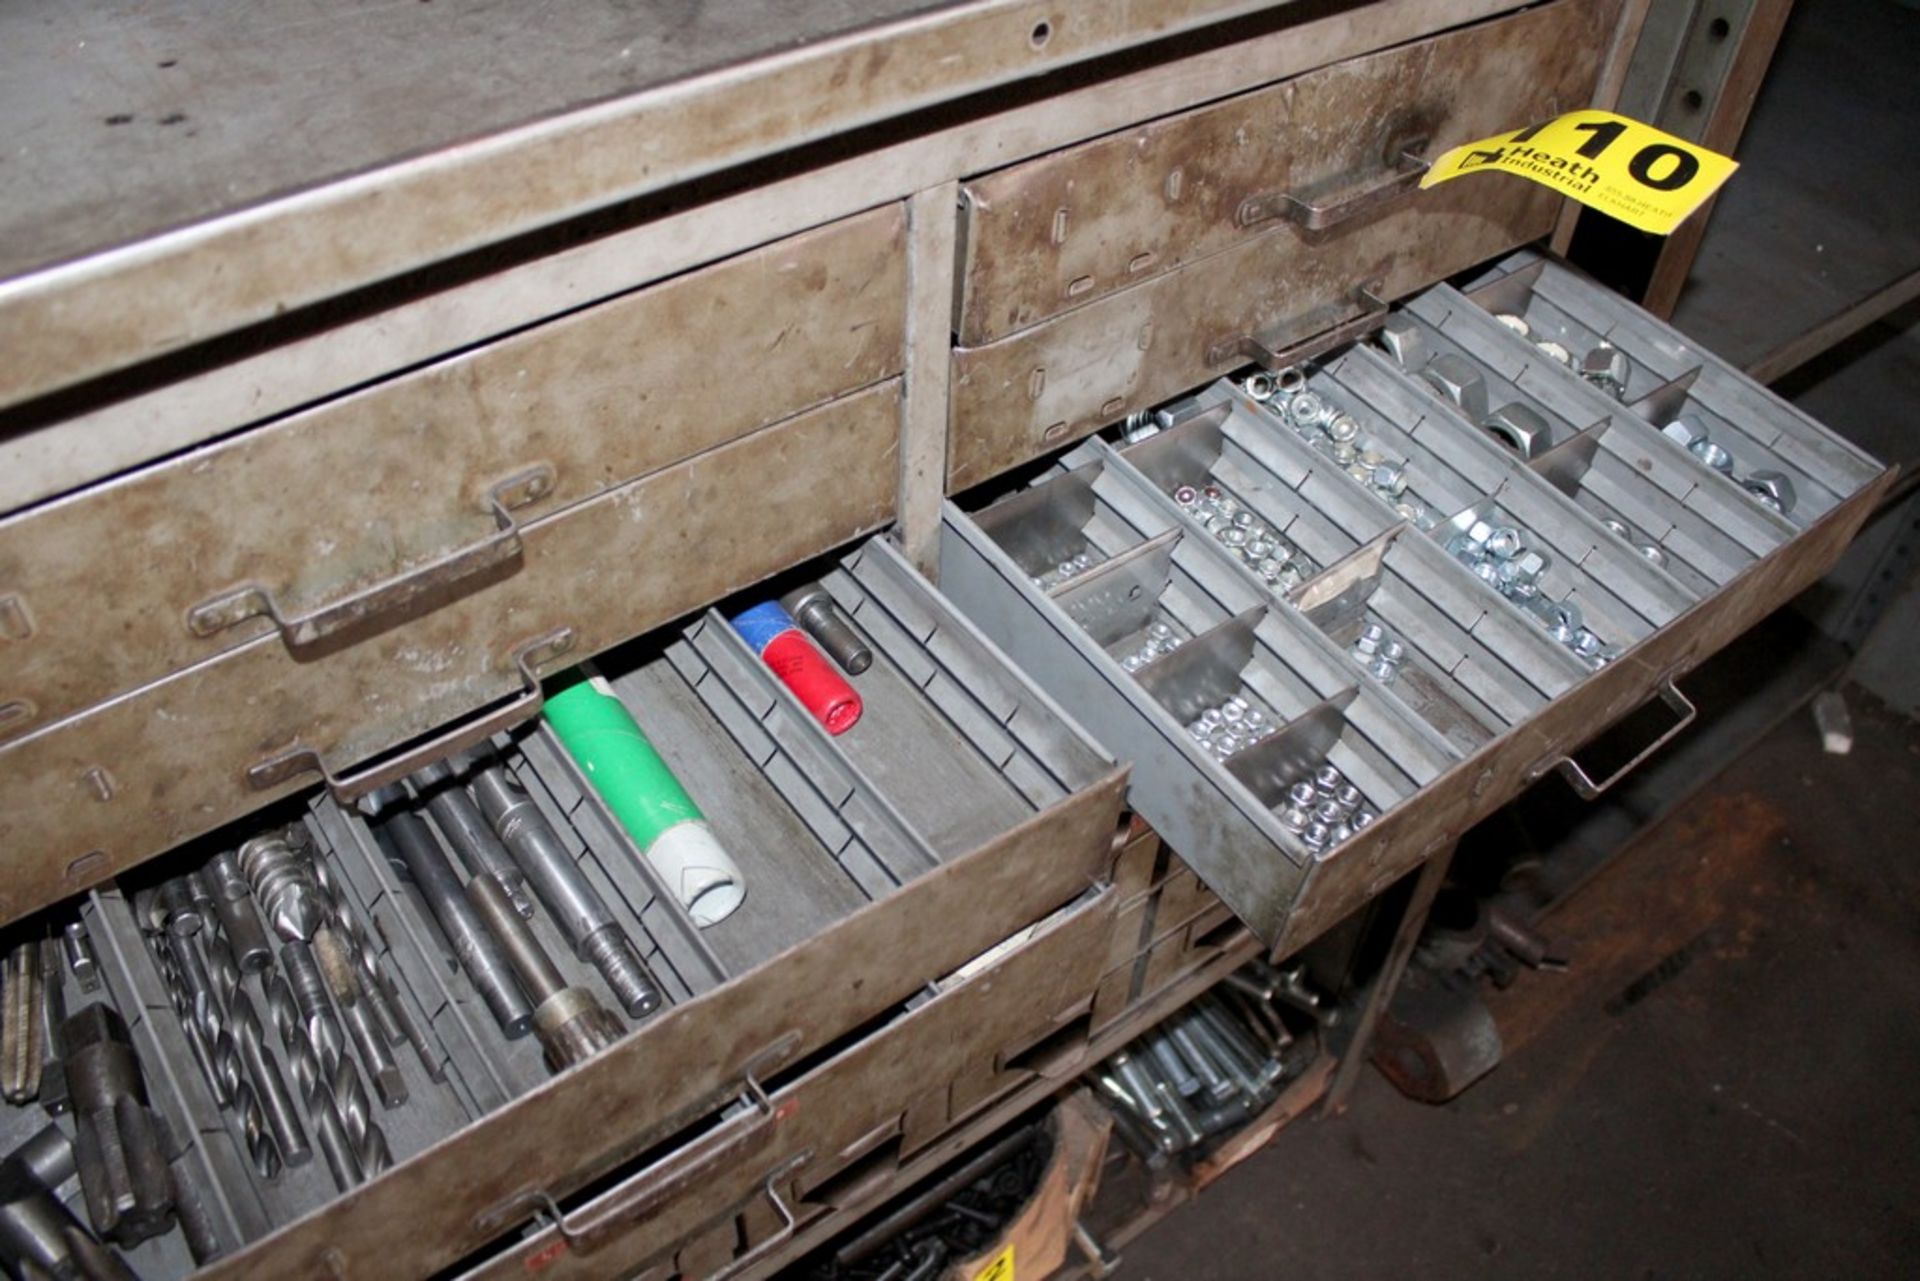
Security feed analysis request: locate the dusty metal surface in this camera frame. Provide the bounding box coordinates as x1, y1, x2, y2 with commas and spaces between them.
0, 385, 905, 921
0, 206, 905, 748
0, 0, 1296, 410
0, 0, 1535, 516
196, 779, 1123, 1281
948, 178, 1567, 490
957, 0, 1619, 344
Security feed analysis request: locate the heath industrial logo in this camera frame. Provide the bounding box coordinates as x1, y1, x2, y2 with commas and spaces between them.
1422, 109, 1738, 236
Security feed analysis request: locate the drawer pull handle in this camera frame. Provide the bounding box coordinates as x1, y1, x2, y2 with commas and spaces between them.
245, 627, 574, 800
1547, 678, 1696, 799
1238, 148, 1430, 232
1207, 286, 1390, 372
474, 1040, 804, 1262
187, 465, 553, 650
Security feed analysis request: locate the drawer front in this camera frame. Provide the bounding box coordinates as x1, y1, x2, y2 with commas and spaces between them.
949, 175, 1563, 490
463, 888, 1120, 1281
204, 819, 1122, 1281
0, 384, 903, 921
956, 0, 1616, 345
0, 205, 906, 748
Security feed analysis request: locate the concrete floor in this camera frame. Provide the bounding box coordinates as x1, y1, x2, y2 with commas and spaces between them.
1119, 687, 1920, 1280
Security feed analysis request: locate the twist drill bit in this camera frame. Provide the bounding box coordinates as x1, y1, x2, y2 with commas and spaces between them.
311, 929, 407, 1109
159, 930, 278, 1181
62, 1004, 175, 1248
2, 939, 44, 1103
471, 761, 664, 1019
262, 971, 363, 1193
280, 942, 390, 1180
307, 857, 446, 1083
465, 877, 624, 1073
202, 852, 273, 974
413, 758, 536, 917
237, 832, 326, 943
200, 929, 311, 1170
146, 934, 227, 1112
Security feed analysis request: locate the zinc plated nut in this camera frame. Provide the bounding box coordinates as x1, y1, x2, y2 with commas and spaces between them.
1480, 403, 1552, 460
1420, 354, 1490, 422
1377, 316, 1428, 367
1689, 437, 1735, 473
1662, 419, 1705, 450
1742, 470, 1797, 515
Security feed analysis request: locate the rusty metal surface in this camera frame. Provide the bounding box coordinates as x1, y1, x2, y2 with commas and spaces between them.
0, 0, 1295, 412
467, 887, 1120, 1281
198, 777, 1124, 1281
948, 178, 1567, 490
0, 384, 904, 922
0, 206, 905, 749
957, 0, 1618, 345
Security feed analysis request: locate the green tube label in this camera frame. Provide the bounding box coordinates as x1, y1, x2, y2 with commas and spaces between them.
543, 670, 705, 852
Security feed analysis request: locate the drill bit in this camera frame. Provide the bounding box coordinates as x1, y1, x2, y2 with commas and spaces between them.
2, 939, 44, 1103
280, 942, 390, 1180
465, 876, 624, 1073
200, 927, 311, 1171
307, 856, 446, 1083
202, 851, 273, 974
63, 1004, 176, 1248
238, 831, 327, 942
471, 761, 664, 1018
413, 758, 536, 917
262, 969, 363, 1193
311, 929, 407, 1109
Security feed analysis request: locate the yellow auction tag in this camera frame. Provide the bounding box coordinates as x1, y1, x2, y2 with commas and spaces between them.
1421, 109, 1737, 235
973, 1244, 1015, 1281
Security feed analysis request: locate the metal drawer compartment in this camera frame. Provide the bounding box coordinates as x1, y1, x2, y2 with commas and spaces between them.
942, 466, 1461, 947
954, 0, 1620, 345
941, 272, 1891, 954
0, 205, 906, 754
1459, 255, 1887, 529
0, 382, 904, 924
945, 0, 1619, 490
460, 885, 1120, 1281
1381, 286, 1800, 596
1105, 385, 1590, 753
0, 534, 1122, 1281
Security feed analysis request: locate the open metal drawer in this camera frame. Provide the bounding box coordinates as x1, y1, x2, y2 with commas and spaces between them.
0, 535, 1123, 1280
945, 0, 1621, 489
938, 251, 1892, 954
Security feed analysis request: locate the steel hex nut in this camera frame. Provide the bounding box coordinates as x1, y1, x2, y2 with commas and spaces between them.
1480, 403, 1552, 459
1662, 418, 1705, 450
1378, 316, 1428, 367
1742, 469, 1797, 515
1420, 354, 1490, 422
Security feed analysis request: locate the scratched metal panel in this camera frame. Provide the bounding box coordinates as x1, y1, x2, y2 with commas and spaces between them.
956, 0, 1618, 344
0, 383, 903, 922
0, 206, 905, 752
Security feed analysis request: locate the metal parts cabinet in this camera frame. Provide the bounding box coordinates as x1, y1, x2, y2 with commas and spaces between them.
0, 0, 1890, 1277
